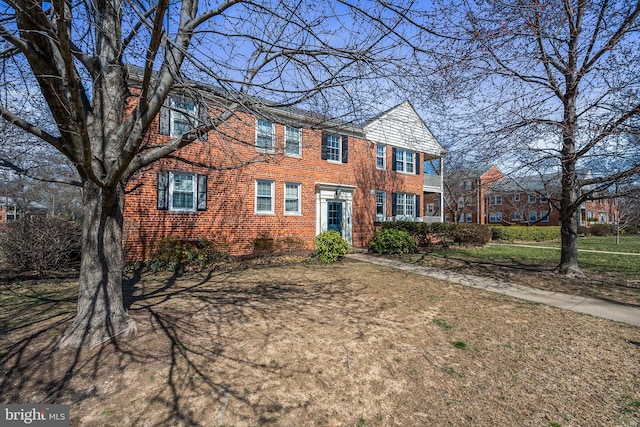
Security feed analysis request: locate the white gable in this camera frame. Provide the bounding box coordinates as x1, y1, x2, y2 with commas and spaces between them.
363, 101, 444, 156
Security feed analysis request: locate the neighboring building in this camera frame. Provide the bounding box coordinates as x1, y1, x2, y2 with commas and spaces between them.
0, 197, 18, 226
445, 166, 617, 226
437, 165, 503, 224
123, 93, 446, 261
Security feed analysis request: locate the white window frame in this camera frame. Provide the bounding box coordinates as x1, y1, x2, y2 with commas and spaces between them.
466, 212, 473, 222
375, 191, 386, 221
396, 193, 416, 219
514, 194, 521, 202
490, 195, 502, 206
284, 126, 302, 157
528, 210, 537, 222
489, 212, 503, 222
540, 195, 548, 203
255, 179, 275, 215
528, 193, 537, 204
540, 211, 550, 222
376, 145, 386, 170
169, 172, 197, 213
427, 203, 435, 215
284, 182, 301, 215
326, 134, 342, 163
444, 213, 450, 222
465, 180, 472, 190
513, 211, 521, 221
170, 98, 197, 137
256, 119, 275, 153
395, 149, 415, 174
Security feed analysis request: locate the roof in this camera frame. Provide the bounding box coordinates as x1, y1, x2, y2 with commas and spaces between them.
128, 66, 445, 153
362, 101, 445, 156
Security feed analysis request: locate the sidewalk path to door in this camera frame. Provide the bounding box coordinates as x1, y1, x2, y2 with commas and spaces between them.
347, 253, 640, 327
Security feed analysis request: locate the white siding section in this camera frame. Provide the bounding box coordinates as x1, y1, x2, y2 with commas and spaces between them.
363, 101, 444, 156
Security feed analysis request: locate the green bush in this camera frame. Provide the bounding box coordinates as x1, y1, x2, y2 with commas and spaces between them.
490, 225, 560, 242
314, 230, 349, 263
380, 221, 491, 248
150, 236, 229, 271
370, 228, 417, 254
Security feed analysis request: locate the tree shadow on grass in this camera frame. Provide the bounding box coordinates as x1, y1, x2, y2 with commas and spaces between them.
0, 261, 374, 425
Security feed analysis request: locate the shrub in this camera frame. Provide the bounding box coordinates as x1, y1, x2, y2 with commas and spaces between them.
370, 228, 417, 254
314, 230, 349, 263
380, 221, 490, 249
252, 232, 276, 256
0, 216, 81, 272
588, 224, 612, 236
150, 236, 229, 271
490, 225, 560, 242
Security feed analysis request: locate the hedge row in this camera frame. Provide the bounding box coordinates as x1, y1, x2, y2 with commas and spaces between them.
379, 221, 492, 249
489, 225, 560, 242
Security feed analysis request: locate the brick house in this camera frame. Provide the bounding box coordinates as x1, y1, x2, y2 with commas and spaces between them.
123, 90, 445, 261
484, 171, 617, 227
435, 165, 503, 224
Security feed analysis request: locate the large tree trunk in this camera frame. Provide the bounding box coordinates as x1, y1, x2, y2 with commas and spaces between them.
557, 190, 583, 277
59, 180, 135, 348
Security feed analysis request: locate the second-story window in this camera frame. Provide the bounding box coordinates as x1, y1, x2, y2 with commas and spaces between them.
514, 194, 521, 202
285, 126, 301, 157
490, 195, 502, 205
256, 119, 275, 153
528, 193, 537, 204
394, 149, 415, 173
321, 134, 348, 163
376, 145, 386, 169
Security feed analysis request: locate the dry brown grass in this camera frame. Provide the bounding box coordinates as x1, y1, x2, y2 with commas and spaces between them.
1, 257, 639, 426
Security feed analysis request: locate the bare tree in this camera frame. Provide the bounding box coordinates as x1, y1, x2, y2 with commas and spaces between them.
415, 0, 640, 276
0, 0, 425, 347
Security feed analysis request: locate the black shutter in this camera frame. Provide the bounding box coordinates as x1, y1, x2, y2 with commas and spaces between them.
341, 136, 349, 163
157, 171, 169, 210
159, 98, 171, 135
198, 102, 209, 141
415, 152, 421, 175
415, 194, 421, 217
197, 174, 207, 211
391, 193, 397, 216
391, 148, 397, 171
321, 134, 329, 160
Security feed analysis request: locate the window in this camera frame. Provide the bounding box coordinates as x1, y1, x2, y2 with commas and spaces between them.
170, 98, 197, 136
157, 171, 207, 213
284, 183, 301, 215
513, 211, 521, 221
529, 211, 537, 222
465, 180, 472, 190
540, 211, 550, 222
489, 212, 503, 222
490, 195, 502, 206
256, 119, 275, 153
394, 193, 417, 219
427, 203, 435, 215
540, 194, 548, 203
513, 194, 521, 202
528, 193, 536, 204
394, 148, 415, 173
466, 212, 473, 222
444, 213, 450, 222
375, 191, 386, 221
285, 126, 301, 157
321, 134, 349, 163
255, 180, 275, 214
599, 212, 607, 223
376, 145, 386, 169
457, 197, 464, 207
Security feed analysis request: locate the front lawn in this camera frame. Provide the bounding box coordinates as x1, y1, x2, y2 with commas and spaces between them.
1, 258, 639, 426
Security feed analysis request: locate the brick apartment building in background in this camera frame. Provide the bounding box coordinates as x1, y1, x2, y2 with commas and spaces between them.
438, 166, 618, 227
122, 78, 446, 261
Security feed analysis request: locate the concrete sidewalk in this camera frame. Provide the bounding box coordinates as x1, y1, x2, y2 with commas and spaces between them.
347, 253, 640, 327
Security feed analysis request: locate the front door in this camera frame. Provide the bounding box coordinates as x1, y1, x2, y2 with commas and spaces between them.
327, 201, 343, 235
